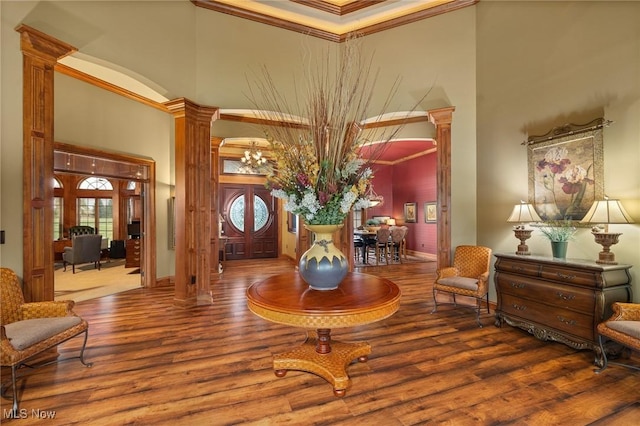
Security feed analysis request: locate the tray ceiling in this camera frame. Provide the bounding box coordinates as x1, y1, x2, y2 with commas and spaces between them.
192, 0, 478, 42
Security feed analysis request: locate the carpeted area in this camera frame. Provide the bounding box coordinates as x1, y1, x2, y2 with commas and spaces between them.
54, 258, 141, 302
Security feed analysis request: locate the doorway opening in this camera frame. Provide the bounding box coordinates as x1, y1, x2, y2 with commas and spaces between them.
53, 142, 156, 299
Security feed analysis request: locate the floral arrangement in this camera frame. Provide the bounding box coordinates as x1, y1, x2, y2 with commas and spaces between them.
536, 219, 578, 242
248, 37, 414, 225
536, 146, 594, 219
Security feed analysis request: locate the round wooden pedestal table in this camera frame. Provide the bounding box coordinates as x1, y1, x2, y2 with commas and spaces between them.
246, 271, 401, 397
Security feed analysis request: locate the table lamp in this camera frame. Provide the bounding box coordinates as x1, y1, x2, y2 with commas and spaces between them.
506, 201, 542, 255
579, 197, 634, 264
387, 218, 396, 226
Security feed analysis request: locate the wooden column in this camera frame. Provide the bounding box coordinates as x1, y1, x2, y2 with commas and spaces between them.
428, 106, 455, 269
210, 137, 223, 276
16, 25, 76, 302
165, 99, 219, 307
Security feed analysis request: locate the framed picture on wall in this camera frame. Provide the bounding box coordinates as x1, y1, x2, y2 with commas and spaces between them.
424, 202, 437, 222
404, 202, 417, 223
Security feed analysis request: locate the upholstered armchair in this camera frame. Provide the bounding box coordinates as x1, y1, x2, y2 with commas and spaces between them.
62, 234, 103, 273
595, 302, 640, 373
0, 268, 91, 414
431, 245, 492, 327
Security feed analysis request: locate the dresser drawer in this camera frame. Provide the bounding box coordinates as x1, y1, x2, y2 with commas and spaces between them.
539, 265, 598, 287
495, 257, 540, 278
500, 293, 594, 341
496, 273, 595, 314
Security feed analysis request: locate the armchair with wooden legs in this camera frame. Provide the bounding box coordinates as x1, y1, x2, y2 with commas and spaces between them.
431, 245, 492, 327
0, 268, 92, 415
595, 302, 640, 373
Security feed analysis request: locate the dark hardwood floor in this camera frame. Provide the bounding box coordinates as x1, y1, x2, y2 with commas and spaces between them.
2, 258, 638, 425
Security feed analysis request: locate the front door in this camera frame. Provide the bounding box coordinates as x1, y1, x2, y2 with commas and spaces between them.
221, 184, 277, 260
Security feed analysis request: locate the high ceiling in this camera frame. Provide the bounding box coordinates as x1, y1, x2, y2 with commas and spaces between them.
192, 0, 478, 42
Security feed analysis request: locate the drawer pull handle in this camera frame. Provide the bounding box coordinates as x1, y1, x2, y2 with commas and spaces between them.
511, 266, 524, 272
510, 282, 526, 289
512, 304, 527, 311
557, 316, 576, 326
556, 272, 575, 280
556, 292, 575, 301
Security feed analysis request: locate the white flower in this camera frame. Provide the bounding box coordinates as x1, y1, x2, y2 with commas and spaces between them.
271, 189, 289, 200
340, 191, 357, 213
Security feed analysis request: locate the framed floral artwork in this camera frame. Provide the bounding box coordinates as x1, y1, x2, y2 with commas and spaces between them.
424, 202, 437, 222
527, 118, 605, 221
404, 202, 417, 223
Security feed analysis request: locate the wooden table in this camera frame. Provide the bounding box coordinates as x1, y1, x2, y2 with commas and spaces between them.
246, 272, 401, 396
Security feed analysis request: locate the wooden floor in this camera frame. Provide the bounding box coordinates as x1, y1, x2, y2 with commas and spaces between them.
2, 258, 639, 425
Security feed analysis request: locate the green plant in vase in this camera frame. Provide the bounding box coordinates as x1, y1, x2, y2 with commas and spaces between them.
536, 219, 578, 259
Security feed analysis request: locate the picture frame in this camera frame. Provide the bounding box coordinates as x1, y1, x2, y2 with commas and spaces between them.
404, 202, 417, 223
527, 118, 605, 221
424, 202, 437, 222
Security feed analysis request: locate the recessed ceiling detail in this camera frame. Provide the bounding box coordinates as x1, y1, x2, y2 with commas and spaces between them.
192, 0, 478, 42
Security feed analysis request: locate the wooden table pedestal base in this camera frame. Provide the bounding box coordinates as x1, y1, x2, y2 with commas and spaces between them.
273, 330, 370, 397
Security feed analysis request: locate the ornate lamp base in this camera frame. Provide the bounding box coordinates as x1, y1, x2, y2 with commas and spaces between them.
592, 232, 622, 265
513, 228, 534, 255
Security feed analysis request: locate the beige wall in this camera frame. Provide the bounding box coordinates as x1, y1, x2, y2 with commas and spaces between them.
477, 1, 640, 301
2, 1, 638, 301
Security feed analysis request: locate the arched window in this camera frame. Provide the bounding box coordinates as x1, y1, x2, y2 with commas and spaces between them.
79, 177, 113, 190
77, 177, 114, 241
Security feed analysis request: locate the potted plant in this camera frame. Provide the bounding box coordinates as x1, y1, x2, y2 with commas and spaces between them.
365, 219, 381, 232
537, 219, 578, 259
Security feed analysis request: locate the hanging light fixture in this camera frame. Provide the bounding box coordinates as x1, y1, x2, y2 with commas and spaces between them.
365, 185, 384, 207
238, 142, 268, 174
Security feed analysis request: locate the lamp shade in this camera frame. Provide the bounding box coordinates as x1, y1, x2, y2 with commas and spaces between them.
506, 202, 542, 223
579, 198, 635, 225
387, 218, 396, 226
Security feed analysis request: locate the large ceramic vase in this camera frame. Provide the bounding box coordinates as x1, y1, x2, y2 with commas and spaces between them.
551, 241, 568, 259
298, 224, 348, 291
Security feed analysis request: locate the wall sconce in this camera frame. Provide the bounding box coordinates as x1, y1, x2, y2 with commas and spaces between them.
579, 197, 634, 264
506, 201, 542, 255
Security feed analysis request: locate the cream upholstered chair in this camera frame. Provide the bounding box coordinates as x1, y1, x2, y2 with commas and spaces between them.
595, 302, 640, 373
431, 245, 492, 327
0, 268, 92, 414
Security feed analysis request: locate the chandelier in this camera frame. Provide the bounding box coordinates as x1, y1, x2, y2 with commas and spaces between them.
365, 185, 384, 207
238, 142, 268, 174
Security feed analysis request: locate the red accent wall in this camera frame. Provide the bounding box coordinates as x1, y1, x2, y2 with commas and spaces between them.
370, 153, 437, 256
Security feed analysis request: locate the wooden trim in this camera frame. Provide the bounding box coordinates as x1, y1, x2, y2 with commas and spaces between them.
291, 0, 381, 16
54, 63, 170, 114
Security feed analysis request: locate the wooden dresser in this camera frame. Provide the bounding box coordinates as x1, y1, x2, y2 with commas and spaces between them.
125, 238, 142, 268
494, 253, 632, 365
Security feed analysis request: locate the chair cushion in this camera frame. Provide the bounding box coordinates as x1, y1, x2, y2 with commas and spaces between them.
437, 276, 478, 291
607, 321, 640, 340
4, 317, 82, 350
